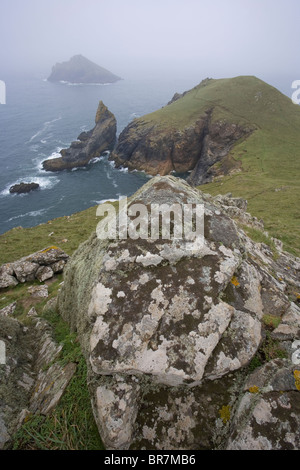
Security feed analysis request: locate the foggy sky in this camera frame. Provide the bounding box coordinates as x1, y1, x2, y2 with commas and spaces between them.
0, 0, 299, 86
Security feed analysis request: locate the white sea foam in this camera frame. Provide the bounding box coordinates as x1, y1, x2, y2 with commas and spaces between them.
27, 117, 62, 143
59, 81, 112, 86
36, 147, 63, 172
6, 207, 50, 222
92, 198, 119, 205
118, 166, 129, 173
131, 168, 153, 178
71, 166, 87, 171
130, 112, 140, 120
89, 156, 104, 165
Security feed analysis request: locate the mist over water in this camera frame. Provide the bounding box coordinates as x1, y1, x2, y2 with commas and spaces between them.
0, 75, 201, 235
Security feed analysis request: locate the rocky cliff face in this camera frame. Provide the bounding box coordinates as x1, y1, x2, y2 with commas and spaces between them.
111, 110, 252, 184
42, 101, 117, 171
58, 176, 300, 450
109, 77, 261, 184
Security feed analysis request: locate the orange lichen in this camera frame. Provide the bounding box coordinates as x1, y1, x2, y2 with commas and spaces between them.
294, 370, 300, 391
231, 276, 240, 287
40, 246, 59, 253
219, 405, 231, 424
249, 386, 260, 394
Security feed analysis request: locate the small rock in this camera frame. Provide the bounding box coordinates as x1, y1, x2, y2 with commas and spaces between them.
12, 261, 39, 283
27, 285, 48, 298
0, 302, 17, 317
35, 265, 54, 282
27, 307, 38, 318
43, 297, 58, 314
50, 260, 65, 274
9, 182, 39, 194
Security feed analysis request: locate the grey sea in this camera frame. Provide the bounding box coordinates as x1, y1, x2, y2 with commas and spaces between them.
0, 74, 199, 235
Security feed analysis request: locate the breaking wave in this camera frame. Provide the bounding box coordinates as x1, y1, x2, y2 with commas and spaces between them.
27, 117, 62, 143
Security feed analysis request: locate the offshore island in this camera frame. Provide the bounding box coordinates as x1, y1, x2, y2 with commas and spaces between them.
47, 54, 122, 84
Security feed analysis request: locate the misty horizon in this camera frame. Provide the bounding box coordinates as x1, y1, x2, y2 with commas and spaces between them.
0, 0, 299, 96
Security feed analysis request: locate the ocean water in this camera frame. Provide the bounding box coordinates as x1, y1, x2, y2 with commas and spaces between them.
0, 75, 198, 235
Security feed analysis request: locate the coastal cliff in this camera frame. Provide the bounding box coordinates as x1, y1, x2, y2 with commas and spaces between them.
42, 101, 117, 171
111, 107, 252, 183
109, 76, 300, 186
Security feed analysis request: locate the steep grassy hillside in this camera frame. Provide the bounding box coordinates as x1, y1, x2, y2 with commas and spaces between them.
191, 77, 300, 256
113, 76, 300, 255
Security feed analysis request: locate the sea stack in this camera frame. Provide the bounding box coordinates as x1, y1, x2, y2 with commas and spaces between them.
42, 101, 117, 171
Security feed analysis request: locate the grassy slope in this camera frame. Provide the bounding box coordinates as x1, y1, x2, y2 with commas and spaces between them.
140, 76, 300, 256
0, 206, 99, 264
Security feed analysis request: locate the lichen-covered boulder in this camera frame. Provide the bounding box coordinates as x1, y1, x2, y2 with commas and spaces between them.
0, 246, 69, 289
227, 359, 300, 450
58, 175, 300, 450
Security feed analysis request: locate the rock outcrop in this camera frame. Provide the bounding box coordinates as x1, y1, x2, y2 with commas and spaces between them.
47, 55, 121, 84
58, 175, 300, 450
9, 182, 39, 194
42, 101, 117, 171
109, 78, 259, 183
0, 246, 69, 289
111, 109, 252, 183
0, 299, 76, 449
